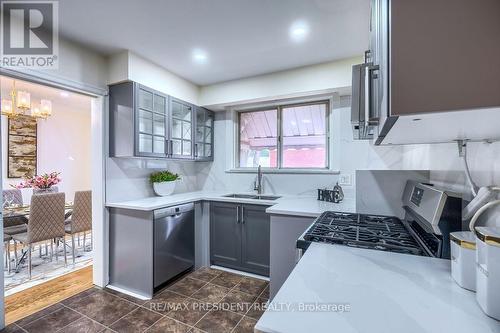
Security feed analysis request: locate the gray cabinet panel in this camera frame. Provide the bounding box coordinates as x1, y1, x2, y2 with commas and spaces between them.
390, 0, 500, 116
194, 107, 214, 161
109, 208, 154, 298
210, 202, 241, 268
269, 215, 313, 300
109, 82, 135, 157
241, 204, 270, 276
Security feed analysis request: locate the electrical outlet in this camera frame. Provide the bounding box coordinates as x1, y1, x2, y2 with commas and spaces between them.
339, 174, 352, 186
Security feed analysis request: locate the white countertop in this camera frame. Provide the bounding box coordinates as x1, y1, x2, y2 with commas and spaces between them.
255, 243, 500, 333
265, 196, 355, 217
106, 191, 355, 217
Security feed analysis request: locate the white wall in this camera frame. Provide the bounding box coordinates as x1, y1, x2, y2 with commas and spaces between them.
399, 141, 500, 227
1, 101, 92, 202
10, 38, 109, 92
108, 51, 200, 104
198, 57, 361, 109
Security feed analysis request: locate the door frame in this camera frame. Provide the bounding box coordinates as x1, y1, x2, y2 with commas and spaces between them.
0, 68, 108, 328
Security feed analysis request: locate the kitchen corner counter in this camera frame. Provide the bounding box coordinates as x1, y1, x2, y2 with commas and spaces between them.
255, 243, 500, 333
265, 197, 355, 217
106, 191, 356, 217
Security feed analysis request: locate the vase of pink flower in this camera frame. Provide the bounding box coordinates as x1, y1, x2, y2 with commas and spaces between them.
15, 172, 61, 192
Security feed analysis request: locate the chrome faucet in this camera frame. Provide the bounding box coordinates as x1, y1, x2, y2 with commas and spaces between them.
254, 165, 263, 194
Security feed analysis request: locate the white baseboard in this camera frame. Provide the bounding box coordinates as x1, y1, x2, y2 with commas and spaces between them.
210, 265, 270, 282
105, 284, 151, 300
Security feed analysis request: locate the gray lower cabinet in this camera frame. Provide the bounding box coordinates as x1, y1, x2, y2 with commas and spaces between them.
210, 202, 270, 276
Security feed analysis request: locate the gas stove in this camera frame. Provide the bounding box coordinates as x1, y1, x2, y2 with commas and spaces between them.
297, 181, 463, 259
297, 212, 425, 256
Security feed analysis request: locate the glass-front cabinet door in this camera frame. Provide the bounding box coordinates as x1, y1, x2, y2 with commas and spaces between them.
169, 98, 193, 159
195, 107, 214, 161
136, 86, 168, 157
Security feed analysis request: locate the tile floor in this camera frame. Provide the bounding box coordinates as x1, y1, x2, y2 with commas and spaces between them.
3, 267, 269, 333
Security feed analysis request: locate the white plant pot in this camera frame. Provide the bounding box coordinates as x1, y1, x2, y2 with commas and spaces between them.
153, 181, 177, 196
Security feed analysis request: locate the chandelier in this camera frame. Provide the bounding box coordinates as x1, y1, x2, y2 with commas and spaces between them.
1, 80, 52, 120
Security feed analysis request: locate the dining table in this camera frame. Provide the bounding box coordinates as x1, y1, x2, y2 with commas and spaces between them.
3, 202, 74, 218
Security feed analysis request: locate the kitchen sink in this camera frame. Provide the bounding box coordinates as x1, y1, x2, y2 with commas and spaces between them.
253, 195, 281, 200
223, 194, 257, 199
223, 194, 281, 200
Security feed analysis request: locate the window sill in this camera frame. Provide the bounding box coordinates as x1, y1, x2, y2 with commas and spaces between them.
225, 168, 340, 175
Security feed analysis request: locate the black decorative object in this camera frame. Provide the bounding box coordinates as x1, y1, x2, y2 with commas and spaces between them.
317, 183, 344, 203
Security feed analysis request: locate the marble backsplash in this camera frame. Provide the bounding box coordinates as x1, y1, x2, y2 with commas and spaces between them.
105, 157, 199, 202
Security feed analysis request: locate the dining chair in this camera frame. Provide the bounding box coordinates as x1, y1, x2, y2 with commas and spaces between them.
65, 191, 92, 264
3, 189, 28, 266
3, 189, 27, 233
3, 189, 23, 205
12, 192, 67, 279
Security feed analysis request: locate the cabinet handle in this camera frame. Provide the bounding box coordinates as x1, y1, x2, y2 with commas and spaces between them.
194, 143, 198, 158
241, 206, 245, 224
236, 206, 240, 224
170, 140, 173, 156
166, 139, 170, 156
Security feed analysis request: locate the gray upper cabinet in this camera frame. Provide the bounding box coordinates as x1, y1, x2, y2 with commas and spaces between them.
363, 0, 500, 145
194, 107, 214, 161
109, 81, 214, 161
210, 202, 270, 276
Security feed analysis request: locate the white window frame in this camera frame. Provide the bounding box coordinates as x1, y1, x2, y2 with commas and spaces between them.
234, 99, 332, 172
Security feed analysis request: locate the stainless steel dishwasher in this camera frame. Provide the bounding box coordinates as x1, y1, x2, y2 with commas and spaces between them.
154, 203, 195, 288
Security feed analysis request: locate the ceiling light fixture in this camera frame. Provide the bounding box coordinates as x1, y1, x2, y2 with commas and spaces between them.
192, 49, 208, 64
1, 80, 52, 120
60, 91, 70, 98
290, 21, 309, 42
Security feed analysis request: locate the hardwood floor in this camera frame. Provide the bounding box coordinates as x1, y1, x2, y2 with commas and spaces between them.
5, 265, 93, 325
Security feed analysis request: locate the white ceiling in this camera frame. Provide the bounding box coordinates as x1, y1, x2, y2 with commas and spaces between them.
58, 0, 370, 85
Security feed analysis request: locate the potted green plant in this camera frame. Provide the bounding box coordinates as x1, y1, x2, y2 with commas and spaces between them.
150, 170, 181, 196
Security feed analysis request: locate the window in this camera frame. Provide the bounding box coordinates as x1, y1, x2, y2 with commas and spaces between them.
238, 101, 329, 169
239, 109, 278, 168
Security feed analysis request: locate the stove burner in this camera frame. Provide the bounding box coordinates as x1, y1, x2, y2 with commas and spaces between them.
303, 212, 424, 256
